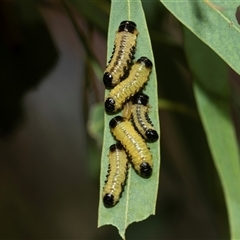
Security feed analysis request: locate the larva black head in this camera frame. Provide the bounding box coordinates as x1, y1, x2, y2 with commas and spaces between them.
109, 116, 124, 129
137, 57, 153, 69
132, 93, 149, 105
105, 98, 116, 113
103, 72, 114, 88
103, 193, 115, 208
109, 142, 124, 152
145, 129, 159, 142
140, 162, 152, 178
118, 20, 137, 33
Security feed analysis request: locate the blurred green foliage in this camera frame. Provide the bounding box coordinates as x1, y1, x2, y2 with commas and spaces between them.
1, 0, 239, 239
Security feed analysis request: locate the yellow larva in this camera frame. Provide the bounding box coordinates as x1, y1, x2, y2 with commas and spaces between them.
103, 21, 138, 88
122, 100, 132, 120
105, 57, 153, 113
109, 116, 153, 178
102, 143, 129, 207
131, 93, 159, 142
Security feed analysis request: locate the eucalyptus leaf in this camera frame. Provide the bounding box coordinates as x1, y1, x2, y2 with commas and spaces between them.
160, 1, 240, 76
184, 27, 240, 239
98, 0, 160, 239
159, 1, 240, 237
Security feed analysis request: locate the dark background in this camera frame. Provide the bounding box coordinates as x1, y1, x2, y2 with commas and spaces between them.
0, 1, 235, 239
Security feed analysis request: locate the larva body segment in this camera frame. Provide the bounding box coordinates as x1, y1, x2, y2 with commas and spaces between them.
103, 21, 138, 89
109, 116, 153, 178
105, 57, 153, 113
131, 93, 159, 142
122, 100, 132, 120
102, 143, 129, 207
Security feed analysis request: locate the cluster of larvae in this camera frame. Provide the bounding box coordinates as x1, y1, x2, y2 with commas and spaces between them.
102, 21, 159, 208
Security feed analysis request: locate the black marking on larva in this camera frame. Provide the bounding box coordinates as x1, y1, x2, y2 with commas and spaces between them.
108, 45, 116, 63
136, 105, 149, 131
104, 163, 111, 184
104, 160, 129, 208
105, 57, 153, 113
103, 21, 138, 88
109, 142, 124, 152
109, 116, 153, 178
132, 92, 148, 105
131, 93, 158, 142
140, 162, 152, 178
105, 98, 116, 113
103, 142, 129, 207
109, 116, 124, 128
118, 21, 137, 33
137, 56, 153, 68
103, 193, 115, 208
144, 111, 154, 126
145, 129, 159, 142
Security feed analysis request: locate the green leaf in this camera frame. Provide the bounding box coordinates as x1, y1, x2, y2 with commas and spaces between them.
98, 1, 160, 239
160, 1, 240, 76
183, 27, 240, 239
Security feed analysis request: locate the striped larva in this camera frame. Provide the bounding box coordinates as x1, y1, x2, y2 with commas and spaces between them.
105, 57, 153, 113
109, 116, 153, 178
131, 93, 159, 142
103, 21, 138, 88
102, 143, 129, 207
